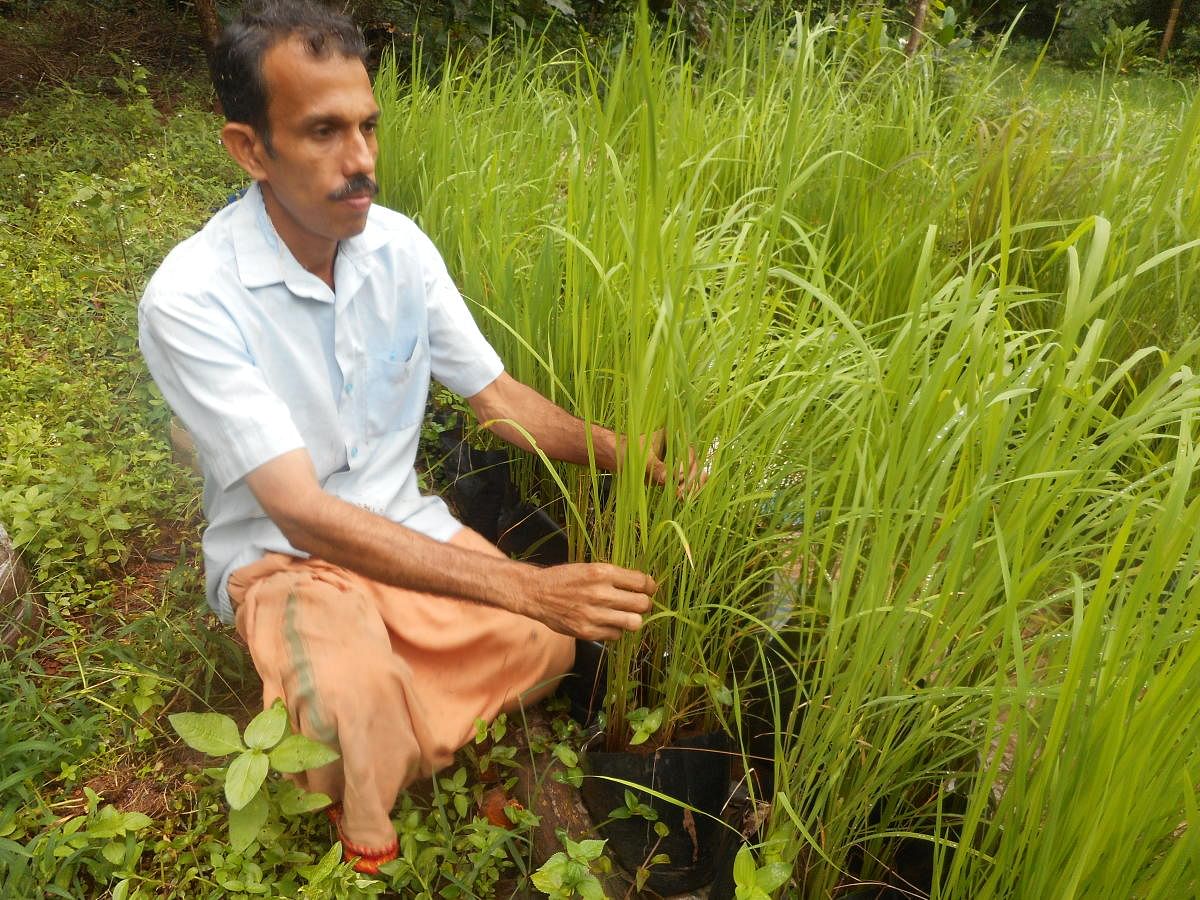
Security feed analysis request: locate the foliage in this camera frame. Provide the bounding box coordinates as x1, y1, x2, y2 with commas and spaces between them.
375, 6, 1198, 750
530, 834, 610, 899
1093, 16, 1157, 70
0, 60, 239, 603
169, 701, 339, 852
731, 844, 791, 900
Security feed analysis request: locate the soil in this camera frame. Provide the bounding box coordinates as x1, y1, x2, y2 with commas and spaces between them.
0, 0, 209, 108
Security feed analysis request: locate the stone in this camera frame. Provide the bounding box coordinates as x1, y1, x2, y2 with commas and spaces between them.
170, 418, 203, 476
0, 522, 40, 651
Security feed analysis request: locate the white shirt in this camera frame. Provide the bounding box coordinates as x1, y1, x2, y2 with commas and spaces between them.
139, 183, 504, 622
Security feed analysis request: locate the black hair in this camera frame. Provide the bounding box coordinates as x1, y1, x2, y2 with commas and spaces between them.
212, 0, 367, 148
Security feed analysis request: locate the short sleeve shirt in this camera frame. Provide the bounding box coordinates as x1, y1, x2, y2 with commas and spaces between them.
138, 183, 504, 622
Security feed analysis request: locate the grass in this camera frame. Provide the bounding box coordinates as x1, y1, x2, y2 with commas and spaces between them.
2, 10, 1200, 899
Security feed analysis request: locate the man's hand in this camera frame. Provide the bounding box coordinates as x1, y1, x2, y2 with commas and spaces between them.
643, 429, 708, 498
527, 563, 657, 641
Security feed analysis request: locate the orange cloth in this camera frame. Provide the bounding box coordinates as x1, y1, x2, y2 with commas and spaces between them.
227, 527, 575, 862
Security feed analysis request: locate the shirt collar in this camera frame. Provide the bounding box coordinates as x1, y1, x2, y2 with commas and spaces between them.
231, 182, 287, 290
230, 182, 391, 301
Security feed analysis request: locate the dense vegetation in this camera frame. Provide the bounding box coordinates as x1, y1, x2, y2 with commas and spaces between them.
2, 4, 1200, 898
374, 11, 1200, 894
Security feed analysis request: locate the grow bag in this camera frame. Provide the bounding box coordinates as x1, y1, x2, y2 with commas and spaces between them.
438, 430, 568, 566
560, 639, 607, 728
580, 732, 733, 894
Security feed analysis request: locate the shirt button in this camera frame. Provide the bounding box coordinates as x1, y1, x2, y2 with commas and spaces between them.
345, 382, 353, 394
351, 446, 359, 458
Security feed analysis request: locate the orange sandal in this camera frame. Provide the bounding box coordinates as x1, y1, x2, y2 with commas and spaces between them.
323, 804, 398, 875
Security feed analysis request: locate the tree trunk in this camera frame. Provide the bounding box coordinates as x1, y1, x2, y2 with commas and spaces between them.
1159, 0, 1184, 61
905, 0, 930, 57
195, 0, 222, 60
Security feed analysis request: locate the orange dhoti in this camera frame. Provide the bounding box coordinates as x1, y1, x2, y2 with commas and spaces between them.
226, 527, 575, 869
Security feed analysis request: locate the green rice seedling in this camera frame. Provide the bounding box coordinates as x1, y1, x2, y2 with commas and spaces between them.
374, 14, 1200, 887
758, 225, 1200, 895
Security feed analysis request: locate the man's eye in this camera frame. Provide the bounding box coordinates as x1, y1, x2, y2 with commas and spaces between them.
363, 121, 378, 135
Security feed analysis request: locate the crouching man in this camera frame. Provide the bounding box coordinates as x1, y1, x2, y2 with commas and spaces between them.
139, 0, 665, 873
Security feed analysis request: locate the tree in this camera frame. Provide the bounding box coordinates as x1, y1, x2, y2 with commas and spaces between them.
905, 0, 930, 56
195, 0, 221, 61
1158, 0, 1184, 60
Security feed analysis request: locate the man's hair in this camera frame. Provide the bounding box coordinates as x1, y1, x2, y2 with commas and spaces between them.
212, 0, 367, 145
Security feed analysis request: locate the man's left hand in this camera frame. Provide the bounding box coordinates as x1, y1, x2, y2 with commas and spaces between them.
644, 429, 707, 498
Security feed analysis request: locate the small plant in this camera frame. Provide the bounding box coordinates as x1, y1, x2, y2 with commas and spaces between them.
531, 833, 612, 899
379, 773, 539, 897
168, 700, 338, 852
624, 706, 665, 747
730, 845, 792, 900
1090, 17, 1156, 71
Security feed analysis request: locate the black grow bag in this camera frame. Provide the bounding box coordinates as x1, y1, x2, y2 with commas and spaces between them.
580, 732, 733, 894
438, 430, 568, 566
561, 639, 608, 729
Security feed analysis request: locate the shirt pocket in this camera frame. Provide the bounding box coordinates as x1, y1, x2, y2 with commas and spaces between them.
365, 333, 429, 435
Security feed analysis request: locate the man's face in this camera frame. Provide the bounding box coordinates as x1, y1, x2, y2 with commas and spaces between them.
254, 37, 380, 261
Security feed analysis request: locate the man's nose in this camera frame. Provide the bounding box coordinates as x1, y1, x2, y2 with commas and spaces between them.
346, 129, 376, 175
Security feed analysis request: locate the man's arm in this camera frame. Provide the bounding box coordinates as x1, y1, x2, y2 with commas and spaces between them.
467, 372, 670, 481
244, 448, 655, 641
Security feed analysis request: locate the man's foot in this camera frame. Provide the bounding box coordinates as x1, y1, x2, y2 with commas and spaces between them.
324, 803, 399, 875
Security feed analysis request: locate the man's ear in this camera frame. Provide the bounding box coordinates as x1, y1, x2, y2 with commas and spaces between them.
221, 122, 270, 181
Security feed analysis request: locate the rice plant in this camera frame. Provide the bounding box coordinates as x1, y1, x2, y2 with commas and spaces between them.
375, 9, 1200, 893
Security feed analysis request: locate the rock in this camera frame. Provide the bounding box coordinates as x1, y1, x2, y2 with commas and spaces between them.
169, 418, 202, 476
0, 522, 40, 652
509, 708, 632, 898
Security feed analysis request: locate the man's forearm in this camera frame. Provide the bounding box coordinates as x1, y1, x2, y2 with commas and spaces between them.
469, 374, 624, 470
246, 448, 656, 640
261, 465, 534, 616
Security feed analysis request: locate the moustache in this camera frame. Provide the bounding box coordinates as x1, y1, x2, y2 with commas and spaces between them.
329, 175, 379, 202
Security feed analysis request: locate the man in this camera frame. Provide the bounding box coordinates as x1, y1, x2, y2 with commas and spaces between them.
139, 0, 669, 873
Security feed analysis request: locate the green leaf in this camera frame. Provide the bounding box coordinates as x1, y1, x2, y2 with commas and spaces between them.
101, 841, 126, 866
277, 780, 333, 817
301, 842, 343, 884
628, 706, 665, 744
576, 876, 606, 900
269, 734, 340, 773
531, 852, 567, 892
243, 701, 288, 751
755, 862, 792, 892
228, 788, 268, 852
553, 744, 578, 768
169, 712, 245, 757
573, 838, 607, 861
225, 751, 269, 810
733, 845, 756, 887
121, 812, 152, 833
635, 866, 650, 891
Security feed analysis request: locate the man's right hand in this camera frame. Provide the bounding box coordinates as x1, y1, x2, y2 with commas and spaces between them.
526, 563, 657, 641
